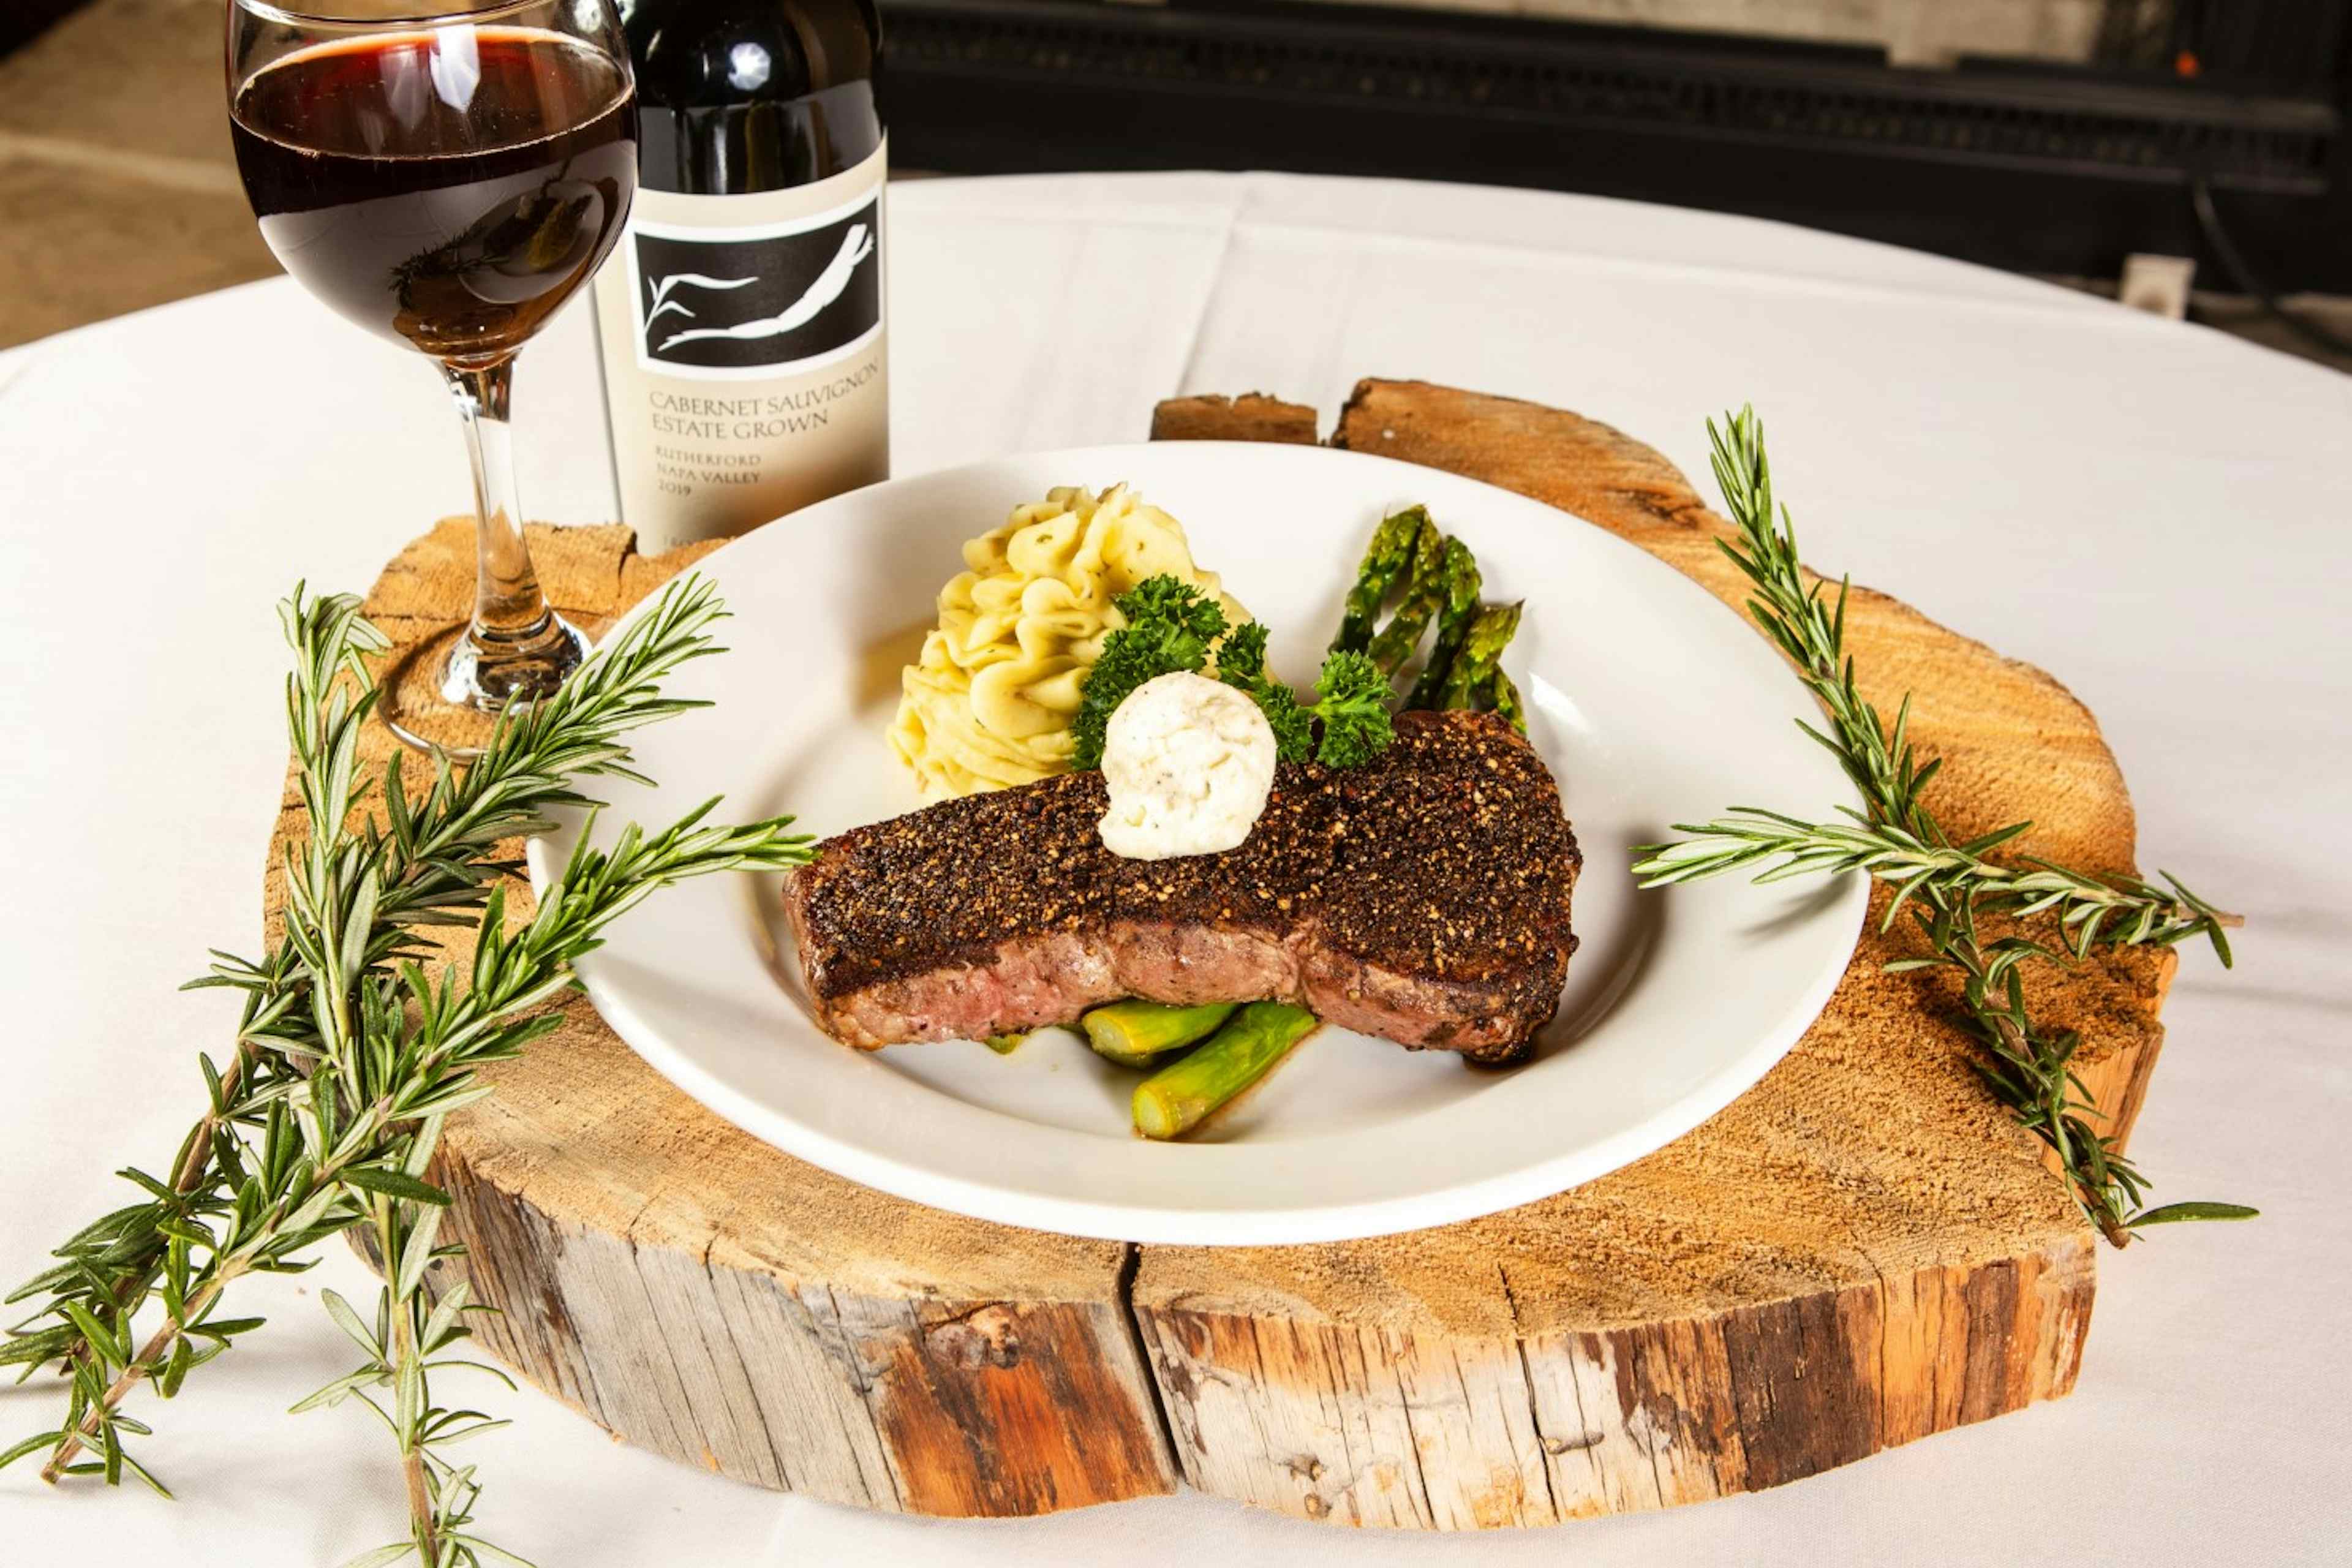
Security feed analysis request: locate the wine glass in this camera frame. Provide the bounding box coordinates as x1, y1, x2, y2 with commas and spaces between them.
226, 0, 638, 751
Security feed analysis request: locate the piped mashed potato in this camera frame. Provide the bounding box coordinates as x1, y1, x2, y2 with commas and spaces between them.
1098, 672, 1276, 859
888, 484, 1246, 800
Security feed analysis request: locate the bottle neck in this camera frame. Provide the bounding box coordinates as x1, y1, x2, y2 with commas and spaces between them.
636, 77, 882, 195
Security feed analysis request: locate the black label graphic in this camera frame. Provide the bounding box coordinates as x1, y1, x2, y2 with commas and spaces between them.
633, 198, 880, 374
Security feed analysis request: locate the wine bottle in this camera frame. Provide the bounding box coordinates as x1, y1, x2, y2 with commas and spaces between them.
592, 0, 887, 552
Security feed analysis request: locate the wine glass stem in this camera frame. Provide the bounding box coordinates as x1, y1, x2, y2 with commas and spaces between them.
443, 358, 559, 650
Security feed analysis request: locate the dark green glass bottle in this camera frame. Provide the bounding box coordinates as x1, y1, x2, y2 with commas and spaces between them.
593, 0, 888, 549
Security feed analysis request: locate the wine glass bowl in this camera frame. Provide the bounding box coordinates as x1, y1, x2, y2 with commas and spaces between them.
226, 0, 639, 749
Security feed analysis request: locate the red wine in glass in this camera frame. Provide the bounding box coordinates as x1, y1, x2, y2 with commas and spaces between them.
226, 1, 638, 752
231, 27, 635, 365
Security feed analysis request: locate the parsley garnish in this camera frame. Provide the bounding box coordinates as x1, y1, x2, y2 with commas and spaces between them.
1305, 650, 1393, 766
1072, 576, 1396, 770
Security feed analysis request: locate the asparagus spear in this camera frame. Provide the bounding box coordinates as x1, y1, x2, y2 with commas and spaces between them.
984, 1031, 1027, 1054
1403, 537, 1483, 709
1133, 1003, 1317, 1139
1082, 1000, 1238, 1069
1332, 507, 1428, 654
1365, 521, 1449, 677
1436, 601, 1523, 710
1486, 668, 1528, 734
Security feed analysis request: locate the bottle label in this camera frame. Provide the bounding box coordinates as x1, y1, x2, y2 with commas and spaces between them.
593, 139, 888, 553
627, 191, 881, 378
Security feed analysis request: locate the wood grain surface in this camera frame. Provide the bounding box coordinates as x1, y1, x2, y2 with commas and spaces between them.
261, 382, 2173, 1527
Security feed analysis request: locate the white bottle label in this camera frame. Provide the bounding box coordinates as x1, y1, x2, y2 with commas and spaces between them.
594, 138, 888, 553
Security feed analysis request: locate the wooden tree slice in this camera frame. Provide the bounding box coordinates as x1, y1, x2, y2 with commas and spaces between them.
265, 383, 2173, 1528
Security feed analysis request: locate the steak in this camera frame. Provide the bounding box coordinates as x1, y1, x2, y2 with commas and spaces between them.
781, 710, 1581, 1063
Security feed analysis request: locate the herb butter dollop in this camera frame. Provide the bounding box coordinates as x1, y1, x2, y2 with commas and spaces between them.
1098, 671, 1276, 860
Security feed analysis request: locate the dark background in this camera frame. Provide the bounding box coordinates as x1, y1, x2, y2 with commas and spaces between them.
2, 0, 2346, 360
876, 0, 2352, 296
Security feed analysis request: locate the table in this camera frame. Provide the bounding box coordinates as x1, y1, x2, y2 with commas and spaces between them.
2, 172, 2344, 1567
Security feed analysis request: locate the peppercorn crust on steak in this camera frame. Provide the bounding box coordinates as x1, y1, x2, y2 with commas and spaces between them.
782, 710, 1581, 1063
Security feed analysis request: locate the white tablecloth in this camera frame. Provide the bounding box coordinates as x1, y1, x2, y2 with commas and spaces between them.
2, 172, 2345, 1567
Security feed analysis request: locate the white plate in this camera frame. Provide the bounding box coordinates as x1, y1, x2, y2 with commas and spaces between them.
529, 442, 1864, 1245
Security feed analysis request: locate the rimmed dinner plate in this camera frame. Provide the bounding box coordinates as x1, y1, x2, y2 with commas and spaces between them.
527, 442, 1865, 1245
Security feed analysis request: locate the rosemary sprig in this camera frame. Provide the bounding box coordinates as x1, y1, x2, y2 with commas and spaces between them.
1635, 407, 2252, 1244
273, 811, 808, 1565
3, 579, 813, 1565
2, 580, 737, 1407
1635, 809, 2235, 960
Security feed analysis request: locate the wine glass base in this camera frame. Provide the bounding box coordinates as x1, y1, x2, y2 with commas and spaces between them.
379, 616, 590, 756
